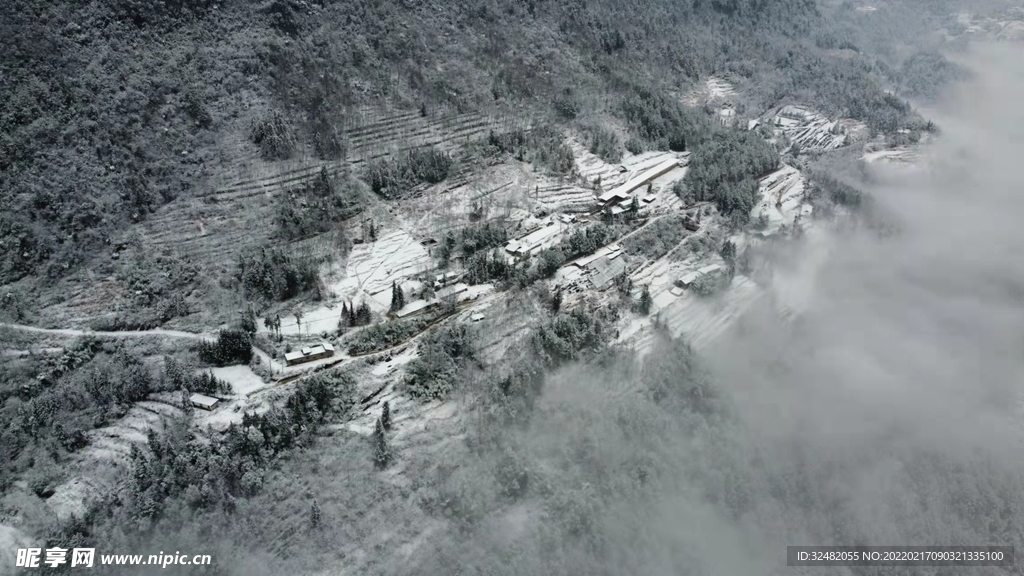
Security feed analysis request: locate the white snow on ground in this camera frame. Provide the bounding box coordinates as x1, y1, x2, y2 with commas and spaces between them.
751, 165, 809, 232
573, 140, 688, 192
339, 230, 432, 300
861, 148, 921, 167
769, 105, 868, 153
371, 344, 419, 376
683, 77, 738, 107
268, 230, 432, 337
47, 401, 182, 521
620, 275, 765, 358
208, 365, 267, 396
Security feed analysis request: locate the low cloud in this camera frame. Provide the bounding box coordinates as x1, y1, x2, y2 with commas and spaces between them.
411, 42, 1024, 576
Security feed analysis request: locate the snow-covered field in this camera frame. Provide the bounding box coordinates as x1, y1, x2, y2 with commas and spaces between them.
209, 365, 267, 396
769, 105, 868, 153
751, 165, 810, 232
682, 77, 738, 107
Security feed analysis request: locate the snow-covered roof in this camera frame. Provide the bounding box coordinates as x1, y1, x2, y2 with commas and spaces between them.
190, 394, 219, 408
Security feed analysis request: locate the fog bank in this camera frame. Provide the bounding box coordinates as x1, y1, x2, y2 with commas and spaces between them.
409, 42, 1024, 576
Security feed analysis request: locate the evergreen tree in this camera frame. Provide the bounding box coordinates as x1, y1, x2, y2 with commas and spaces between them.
373, 418, 390, 468
369, 221, 377, 241
241, 304, 258, 334
356, 302, 372, 326
341, 302, 350, 326
390, 281, 400, 312
389, 282, 406, 312
628, 196, 640, 219
720, 240, 737, 263
638, 285, 653, 316
551, 289, 563, 314
310, 499, 322, 529
381, 401, 392, 430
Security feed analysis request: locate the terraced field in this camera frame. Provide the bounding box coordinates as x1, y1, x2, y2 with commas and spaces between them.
623, 275, 766, 356
751, 165, 809, 230
135, 106, 531, 275
682, 77, 739, 107
768, 105, 869, 153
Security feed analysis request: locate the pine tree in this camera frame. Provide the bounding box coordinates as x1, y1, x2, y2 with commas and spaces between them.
390, 281, 400, 312
720, 240, 736, 263
356, 302, 372, 325
373, 418, 390, 468
241, 305, 257, 334
310, 499, 322, 529
381, 401, 392, 430
628, 196, 639, 219
551, 289, 562, 313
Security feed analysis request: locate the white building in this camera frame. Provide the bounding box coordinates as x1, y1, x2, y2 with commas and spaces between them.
284, 342, 335, 366
190, 394, 220, 411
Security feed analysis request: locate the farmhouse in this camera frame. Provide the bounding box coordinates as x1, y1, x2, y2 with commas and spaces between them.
396, 299, 434, 319
284, 342, 335, 366
190, 394, 220, 411
434, 271, 463, 288
676, 271, 700, 288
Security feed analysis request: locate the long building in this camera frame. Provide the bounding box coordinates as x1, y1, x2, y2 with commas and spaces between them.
505, 221, 563, 258
598, 158, 682, 206
284, 342, 335, 366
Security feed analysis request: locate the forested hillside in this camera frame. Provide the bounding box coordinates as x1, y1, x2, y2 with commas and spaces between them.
1, 0, 959, 305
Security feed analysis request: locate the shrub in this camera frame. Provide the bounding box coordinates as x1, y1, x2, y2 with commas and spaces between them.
405, 325, 475, 400
535, 248, 565, 278
366, 147, 452, 198
197, 329, 253, 366
561, 224, 613, 260
347, 319, 427, 355
236, 246, 322, 302
624, 137, 644, 155
274, 168, 363, 241
584, 124, 622, 163
250, 111, 295, 161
